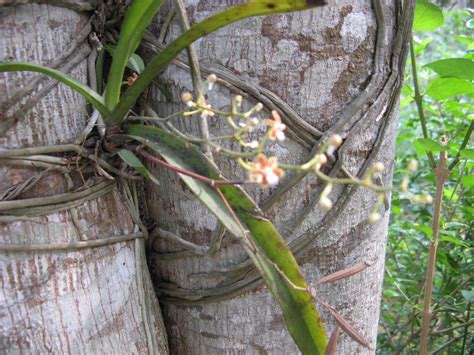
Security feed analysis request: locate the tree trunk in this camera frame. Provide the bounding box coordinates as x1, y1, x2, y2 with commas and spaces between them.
0, 2, 168, 353
145, 0, 413, 353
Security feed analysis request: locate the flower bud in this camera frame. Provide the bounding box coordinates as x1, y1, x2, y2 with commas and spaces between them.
181, 92, 194, 107
319, 197, 333, 211
207, 74, 217, 90
368, 212, 381, 224
315, 154, 328, 165
328, 134, 343, 148
249, 117, 259, 126
408, 159, 418, 172
249, 141, 259, 149
255, 103, 264, 112
235, 95, 243, 107
373, 162, 385, 174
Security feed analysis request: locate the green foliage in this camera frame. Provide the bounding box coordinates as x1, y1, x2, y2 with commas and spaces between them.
379, 4, 473, 353
104, 0, 165, 110
413, 0, 444, 31
0, 62, 109, 117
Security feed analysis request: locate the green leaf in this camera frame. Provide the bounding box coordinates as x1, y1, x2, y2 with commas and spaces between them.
414, 225, 432, 238
444, 188, 458, 201
440, 235, 468, 247
459, 149, 474, 160
414, 38, 433, 55
105, 45, 145, 74
456, 35, 473, 44
424, 58, 474, 80
425, 78, 474, 100
413, 0, 444, 31
104, 0, 165, 111
461, 175, 474, 189
126, 124, 327, 354
383, 289, 400, 298
0, 61, 109, 117
110, 0, 327, 125
413, 138, 447, 155
118, 149, 160, 186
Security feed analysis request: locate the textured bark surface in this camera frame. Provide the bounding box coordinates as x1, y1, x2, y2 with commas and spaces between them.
145, 1, 412, 353
0, 3, 168, 353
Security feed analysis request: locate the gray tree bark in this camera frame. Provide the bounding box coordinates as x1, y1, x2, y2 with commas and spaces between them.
0, 2, 168, 353
145, 1, 413, 353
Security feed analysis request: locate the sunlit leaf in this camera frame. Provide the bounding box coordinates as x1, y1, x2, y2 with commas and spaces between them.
424, 58, 474, 80
459, 149, 474, 160
126, 124, 328, 354
413, 0, 443, 31
425, 77, 474, 100
0, 61, 109, 118
414, 38, 433, 55
456, 35, 473, 44
461, 175, 474, 188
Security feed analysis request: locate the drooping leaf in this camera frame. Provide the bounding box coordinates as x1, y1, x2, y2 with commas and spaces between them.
425, 77, 474, 100
104, 0, 165, 111
110, 0, 327, 124
126, 124, 328, 354
424, 58, 474, 80
413, 0, 444, 31
0, 61, 109, 118
118, 149, 160, 186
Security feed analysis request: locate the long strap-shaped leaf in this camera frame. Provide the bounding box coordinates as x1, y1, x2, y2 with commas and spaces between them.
110, 0, 327, 124
0, 62, 109, 118
104, 0, 165, 110
126, 124, 328, 354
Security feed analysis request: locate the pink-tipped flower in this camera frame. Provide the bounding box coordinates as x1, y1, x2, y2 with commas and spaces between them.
247, 154, 284, 186
265, 110, 286, 141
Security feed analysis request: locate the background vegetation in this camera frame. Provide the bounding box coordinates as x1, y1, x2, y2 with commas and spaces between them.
379, 5, 473, 354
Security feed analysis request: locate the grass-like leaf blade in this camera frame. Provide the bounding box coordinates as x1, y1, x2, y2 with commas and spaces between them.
104, 0, 164, 111
0, 61, 109, 117
118, 149, 160, 186
110, 0, 327, 124
126, 124, 328, 354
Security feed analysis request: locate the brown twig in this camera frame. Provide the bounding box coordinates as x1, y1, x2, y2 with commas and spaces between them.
419, 149, 449, 354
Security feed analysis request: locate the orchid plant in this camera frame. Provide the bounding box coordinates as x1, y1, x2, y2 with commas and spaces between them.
0, 1, 431, 353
